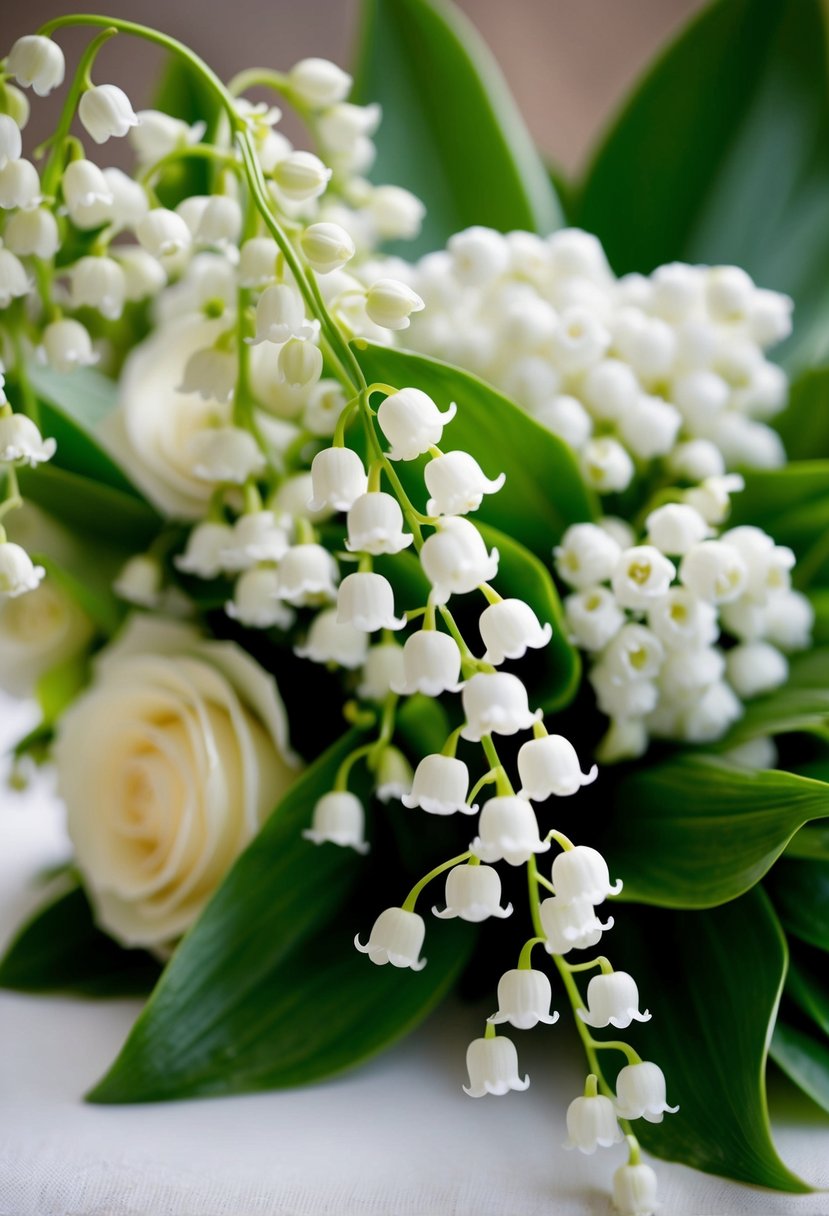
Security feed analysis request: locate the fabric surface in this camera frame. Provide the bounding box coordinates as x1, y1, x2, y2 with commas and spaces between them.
1, 692, 828, 1216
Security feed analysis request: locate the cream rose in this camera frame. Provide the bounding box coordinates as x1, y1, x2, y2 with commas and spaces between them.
54, 615, 300, 948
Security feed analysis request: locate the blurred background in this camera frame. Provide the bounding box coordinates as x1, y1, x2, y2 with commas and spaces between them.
7, 0, 704, 174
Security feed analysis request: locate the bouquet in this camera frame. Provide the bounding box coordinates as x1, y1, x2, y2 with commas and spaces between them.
2, 1, 829, 1210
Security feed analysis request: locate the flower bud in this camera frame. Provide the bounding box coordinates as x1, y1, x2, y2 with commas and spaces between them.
377, 387, 456, 461
250, 283, 315, 344
535, 395, 592, 448
366, 184, 425, 240
667, 438, 726, 482
488, 969, 559, 1030
365, 278, 425, 330
463, 1035, 529, 1098
448, 226, 510, 286
0, 158, 40, 209
617, 394, 681, 460
272, 150, 331, 201
684, 474, 746, 526
137, 207, 192, 260
565, 1092, 622, 1154
294, 606, 368, 668
564, 586, 625, 652
78, 84, 139, 144
421, 517, 499, 604
3, 208, 59, 259
554, 523, 621, 590
287, 58, 352, 109
0, 248, 30, 307
725, 641, 788, 699
591, 663, 659, 719
0, 114, 22, 170
42, 319, 98, 373
679, 540, 748, 604
402, 754, 476, 817
354, 906, 426, 970
303, 790, 368, 853
276, 543, 339, 605
7, 35, 65, 96
317, 102, 381, 152
62, 159, 114, 229
432, 863, 512, 922
470, 796, 549, 866
517, 735, 597, 800
188, 426, 265, 484
278, 336, 323, 388
238, 237, 279, 287
580, 437, 634, 494
375, 744, 412, 800
0, 541, 45, 597
225, 567, 294, 629
764, 590, 814, 652
645, 503, 711, 555
0, 413, 56, 466
581, 359, 639, 423
300, 221, 355, 274
345, 492, 413, 556
612, 1162, 659, 1216
70, 255, 127, 320
112, 554, 163, 608
392, 629, 463, 696
337, 571, 405, 632
130, 109, 205, 163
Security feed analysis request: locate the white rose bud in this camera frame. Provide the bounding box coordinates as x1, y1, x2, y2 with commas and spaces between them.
272, 150, 331, 201
7, 35, 65, 96
3, 208, 60, 259
287, 58, 352, 109
300, 222, 356, 274
365, 278, 425, 331
78, 84, 139, 144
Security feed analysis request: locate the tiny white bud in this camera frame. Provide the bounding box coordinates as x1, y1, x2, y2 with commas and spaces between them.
763, 590, 814, 652
287, 58, 352, 109
300, 221, 356, 274
618, 394, 681, 460
0, 158, 40, 209
534, 395, 592, 448
3, 207, 59, 259
0, 114, 22, 171
747, 289, 793, 348
7, 35, 65, 96
317, 102, 381, 153
303, 790, 369, 853
680, 680, 743, 742
684, 473, 746, 526
42, 318, 98, 374
272, 150, 332, 202
366, 184, 425, 240
136, 207, 192, 260
130, 109, 205, 163
448, 226, 510, 286
706, 265, 754, 322
667, 439, 726, 482
0, 541, 45, 597
365, 277, 425, 330
278, 336, 323, 388
581, 359, 639, 423
78, 84, 139, 144
0, 248, 30, 307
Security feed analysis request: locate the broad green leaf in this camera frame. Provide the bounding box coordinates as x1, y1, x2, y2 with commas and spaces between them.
608, 891, 808, 1190
27, 363, 146, 497
727, 462, 829, 588
87, 728, 473, 1102
771, 1021, 829, 1116
19, 464, 161, 550
785, 947, 829, 1037
600, 756, 829, 907
811, 589, 829, 644
35, 650, 90, 725
477, 522, 580, 712
577, 0, 829, 372
767, 858, 829, 952
150, 55, 223, 206
353, 0, 561, 256
774, 368, 829, 461
354, 341, 597, 559
785, 824, 829, 861
0, 886, 160, 998
718, 650, 829, 744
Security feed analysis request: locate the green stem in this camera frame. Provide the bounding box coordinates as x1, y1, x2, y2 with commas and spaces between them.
402, 851, 472, 912
40, 26, 117, 197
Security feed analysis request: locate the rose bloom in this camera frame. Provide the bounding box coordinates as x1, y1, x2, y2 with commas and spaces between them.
54, 616, 300, 949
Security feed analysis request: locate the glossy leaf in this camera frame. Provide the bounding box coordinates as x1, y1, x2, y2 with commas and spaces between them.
578, 0, 829, 372
88, 729, 473, 1102
774, 368, 829, 461
767, 858, 829, 952
771, 1022, 829, 1116
609, 891, 808, 1190
718, 650, 829, 744
355, 341, 597, 559
0, 885, 160, 998
353, 0, 561, 256
18, 464, 160, 550
600, 755, 829, 907
785, 946, 829, 1037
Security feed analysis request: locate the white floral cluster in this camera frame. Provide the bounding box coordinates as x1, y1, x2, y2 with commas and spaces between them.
0, 365, 54, 599
396, 226, 792, 492
554, 502, 812, 761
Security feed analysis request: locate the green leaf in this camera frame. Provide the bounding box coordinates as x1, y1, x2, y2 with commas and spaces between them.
767, 858, 829, 952
774, 368, 829, 461
718, 650, 829, 744
353, 0, 561, 256
577, 0, 829, 372
35, 650, 90, 725
150, 55, 223, 206
354, 341, 597, 559
610, 891, 808, 1190
477, 522, 580, 712
771, 1021, 829, 1116
810, 589, 829, 644
785, 946, 829, 1037
88, 729, 473, 1102
727, 462, 829, 588
18, 464, 161, 550
601, 755, 829, 907
0, 886, 160, 998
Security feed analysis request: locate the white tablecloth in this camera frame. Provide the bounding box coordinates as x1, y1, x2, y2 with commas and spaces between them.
1, 694, 828, 1216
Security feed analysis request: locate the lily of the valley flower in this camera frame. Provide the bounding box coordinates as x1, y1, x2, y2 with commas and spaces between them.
276, 543, 339, 605
402, 753, 477, 816
377, 387, 456, 461
308, 446, 368, 512
614, 1062, 678, 1123
345, 492, 413, 555
286, 57, 352, 108
364, 278, 425, 331
0, 414, 56, 467
470, 795, 550, 866
488, 969, 560, 1030
357, 641, 405, 701
392, 629, 463, 696
577, 971, 651, 1029
612, 1162, 659, 1216
225, 568, 295, 629
421, 517, 499, 605
0, 541, 44, 597
337, 571, 405, 632
432, 863, 512, 922
7, 35, 65, 96
303, 790, 369, 853
551, 845, 622, 903
175, 521, 235, 579
42, 319, 98, 374
479, 598, 552, 665
294, 606, 368, 668
189, 427, 266, 484
463, 1034, 529, 1097
540, 895, 613, 955
517, 735, 598, 799
78, 84, 139, 143
355, 906, 426, 970
461, 671, 540, 741
424, 450, 505, 516
566, 1090, 623, 1154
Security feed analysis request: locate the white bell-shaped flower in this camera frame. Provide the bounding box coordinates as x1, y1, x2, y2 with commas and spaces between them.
61, 160, 114, 229
535, 395, 592, 448
684, 474, 746, 526
565, 1092, 623, 1154
115, 247, 166, 301
612, 546, 676, 610
174, 521, 235, 579
488, 969, 559, 1030
130, 109, 205, 163
392, 629, 463, 696
470, 795, 550, 866
612, 1162, 659, 1216
679, 540, 748, 604
70, 255, 126, 320
582, 359, 640, 422
402, 754, 476, 816
0, 115, 21, 171
424, 450, 505, 517
590, 664, 658, 720
178, 347, 237, 404
225, 568, 294, 629
461, 671, 539, 741
303, 790, 369, 853
517, 735, 597, 800
433, 863, 512, 922
603, 624, 664, 682
721, 525, 795, 602
308, 447, 368, 513
136, 207, 192, 260
345, 492, 413, 555
479, 598, 552, 665
615, 1062, 678, 1123
552, 845, 622, 904
4, 208, 60, 259
449, 226, 510, 286
357, 641, 405, 701
0, 414, 56, 467
645, 503, 711, 555
463, 1035, 529, 1097
366, 184, 426, 240
250, 283, 316, 345
337, 571, 406, 632
554, 523, 621, 590
238, 237, 278, 287
377, 387, 456, 461
0, 158, 41, 209
725, 641, 788, 699
421, 517, 499, 605
681, 680, 743, 743
0, 248, 30, 307
189, 426, 266, 484
294, 606, 368, 668
300, 222, 355, 274
287, 57, 352, 108
764, 590, 814, 651
618, 395, 681, 460
221, 511, 290, 572
7, 35, 65, 96
113, 554, 162, 607
193, 195, 242, 247
646, 587, 718, 651
577, 971, 651, 1029
540, 895, 613, 955
272, 150, 332, 201
365, 278, 425, 331
42, 319, 98, 374
78, 84, 139, 143
374, 746, 413, 803
580, 437, 635, 493
0, 542, 44, 597
354, 906, 426, 970
659, 647, 725, 703
564, 586, 625, 652
276, 543, 339, 605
